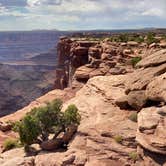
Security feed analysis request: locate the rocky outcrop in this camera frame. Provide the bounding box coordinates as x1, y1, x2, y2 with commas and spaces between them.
54, 37, 149, 89
136, 49, 166, 68
146, 73, 166, 103
137, 106, 166, 154
0, 75, 139, 165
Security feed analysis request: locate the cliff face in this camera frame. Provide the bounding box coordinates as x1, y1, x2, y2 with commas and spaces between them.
0, 64, 56, 116
0, 37, 166, 165
54, 37, 152, 89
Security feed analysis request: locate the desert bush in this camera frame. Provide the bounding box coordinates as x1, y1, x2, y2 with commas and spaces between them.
129, 112, 138, 122
131, 57, 142, 67
129, 152, 138, 161
63, 104, 81, 127
13, 99, 81, 151
146, 32, 159, 45
114, 135, 123, 144
13, 115, 41, 147
3, 138, 20, 151
118, 34, 129, 42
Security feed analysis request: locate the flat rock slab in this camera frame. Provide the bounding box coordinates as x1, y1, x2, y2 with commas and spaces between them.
136, 106, 166, 155
125, 63, 166, 93
136, 49, 166, 68
146, 72, 166, 103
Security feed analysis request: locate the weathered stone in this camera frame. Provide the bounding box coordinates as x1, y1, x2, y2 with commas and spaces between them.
62, 125, 77, 144
0, 157, 34, 166
89, 69, 104, 78
136, 106, 166, 155
125, 63, 166, 93
109, 67, 127, 75
127, 90, 147, 110
62, 155, 75, 166
74, 66, 95, 81
136, 49, 166, 68
40, 138, 63, 151
146, 73, 166, 103
115, 96, 129, 109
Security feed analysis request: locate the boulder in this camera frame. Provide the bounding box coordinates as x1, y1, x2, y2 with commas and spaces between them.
125, 63, 166, 93
127, 90, 147, 110
136, 106, 166, 155
136, 49, 166, 68
116, 91, 147, 110
109, 67, 127, 75
89, 69, 104, 78
74, 66, 95, 81
115, 96, 129, 109
62, 125, 77, 144
146, 73, 166, 103
40, 138, 63, 151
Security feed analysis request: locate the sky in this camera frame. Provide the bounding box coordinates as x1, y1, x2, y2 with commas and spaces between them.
0, 0, 166, 31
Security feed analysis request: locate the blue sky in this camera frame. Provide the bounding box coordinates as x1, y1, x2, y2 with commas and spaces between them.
0, 0, 166, 31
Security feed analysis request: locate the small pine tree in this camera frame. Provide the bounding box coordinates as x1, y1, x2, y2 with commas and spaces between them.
13, 115, 41, 149
13, 99, 81, 151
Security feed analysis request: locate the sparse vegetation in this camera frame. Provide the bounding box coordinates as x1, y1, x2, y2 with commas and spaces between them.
3, 138, 21, 151
128, 112, 138, 122
13, 99, 81, 152
129, 152, 138, 161
131, 57, 142, 67
114, 135, 123, 144
146, 32, 159, 45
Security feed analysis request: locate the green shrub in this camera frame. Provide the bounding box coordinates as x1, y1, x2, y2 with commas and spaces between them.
129, 112, 138, 122
114, 135, 123, 144
13, 115, 41, 146
118, 34, 129, 42
129, 152, 138, 161
131, 57, 142, 67
13, 99, 81, 151
3, 138, 20, 151
63, 104, 81, 126
146, 32, 159, 45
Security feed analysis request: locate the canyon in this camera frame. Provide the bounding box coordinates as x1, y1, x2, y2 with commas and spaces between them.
0, 31, 70, 116
0, 32, 165, 165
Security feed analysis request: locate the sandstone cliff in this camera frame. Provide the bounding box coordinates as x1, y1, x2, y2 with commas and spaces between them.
0, 37, 165, 166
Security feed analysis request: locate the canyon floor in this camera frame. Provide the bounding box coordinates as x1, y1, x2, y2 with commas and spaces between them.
0, 35, 165, 166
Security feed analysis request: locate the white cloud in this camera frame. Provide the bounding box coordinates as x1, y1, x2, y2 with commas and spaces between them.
0, 0, 166, 30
